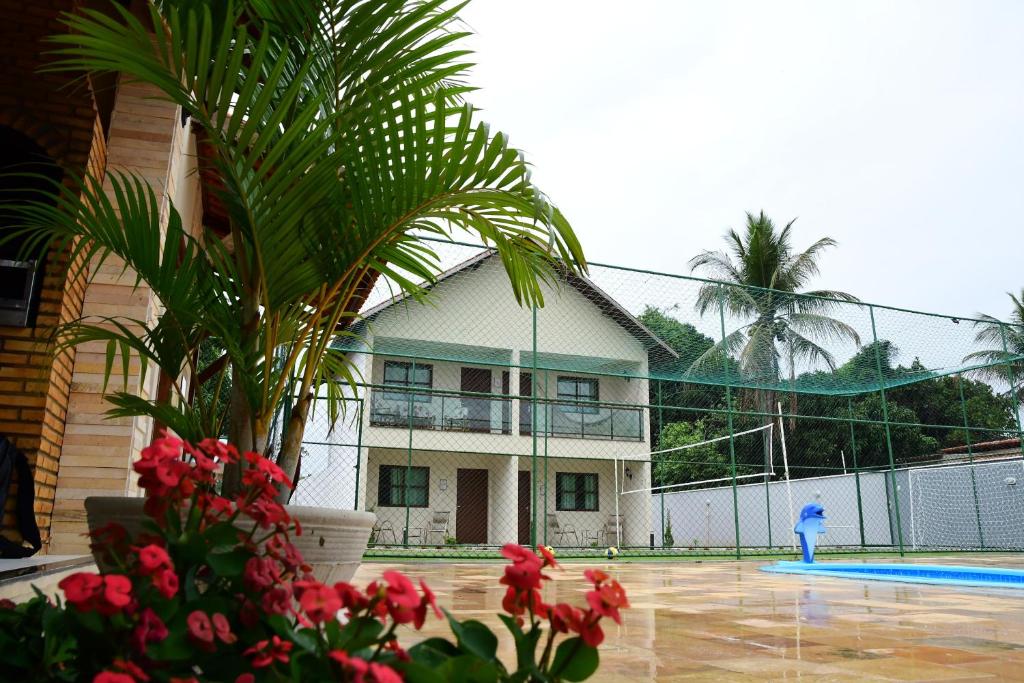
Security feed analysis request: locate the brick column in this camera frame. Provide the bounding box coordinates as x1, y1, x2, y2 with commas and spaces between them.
48, 81, 190, 555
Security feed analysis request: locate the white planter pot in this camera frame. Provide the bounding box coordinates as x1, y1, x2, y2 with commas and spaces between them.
84, 497, 375, 584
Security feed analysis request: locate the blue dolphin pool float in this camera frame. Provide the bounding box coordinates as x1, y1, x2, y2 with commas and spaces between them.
794, 502, 826, 563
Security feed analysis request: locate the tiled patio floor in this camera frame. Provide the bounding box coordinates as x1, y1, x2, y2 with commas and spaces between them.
354, 555, 1024, 681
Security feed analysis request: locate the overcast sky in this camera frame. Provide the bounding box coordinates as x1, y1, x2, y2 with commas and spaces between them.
458, 1, 1024, 323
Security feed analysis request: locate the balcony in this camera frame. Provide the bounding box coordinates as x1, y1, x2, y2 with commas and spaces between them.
368, 389, 644, 442
521, 399, 644, 441
369, 389, 511, 434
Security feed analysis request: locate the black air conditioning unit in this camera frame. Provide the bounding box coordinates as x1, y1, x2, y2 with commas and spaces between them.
0, 258, 42, 327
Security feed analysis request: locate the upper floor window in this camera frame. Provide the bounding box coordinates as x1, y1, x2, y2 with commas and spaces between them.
557, 376, 599, 414
383, 361, 432, 402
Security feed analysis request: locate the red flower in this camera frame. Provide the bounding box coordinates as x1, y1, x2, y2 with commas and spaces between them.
261, 587, 291, 616
243, 557, 280, 592
131, 608, 168, 652
330, 650, 370, 682
537, 544, 559, 568
586, 579, 629, 625
212, 612, 237, 644
0, 599, 14, 610
577, 615, 605, 647
60, 572, 103, 608
136, 544, 171, 574
266, 536, 305, 572
93, 672, 135, 683
414, 578, 442, 628
500, 544, 546, 591
550, 603, 584, 634
112, 658, 150, 682
368, 662, 403, 683
335, 581, 369, 613
244, 635, 292, 668
584, 568, 609, 586
296, 581, 341, 623
382, 570, 420, 610
186, 610, 215, 645
234, 675, 255, 683
102, 575, 133, 611
152, 568, 179, 599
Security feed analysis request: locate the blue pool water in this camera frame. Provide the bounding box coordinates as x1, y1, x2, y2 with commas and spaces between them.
762, 561, 1024, 589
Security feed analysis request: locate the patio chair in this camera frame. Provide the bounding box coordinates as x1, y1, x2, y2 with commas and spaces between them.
407, 510, 451, 545
371, 520, 397, 545
547, 513, 580, 547
602, 514, 623, 547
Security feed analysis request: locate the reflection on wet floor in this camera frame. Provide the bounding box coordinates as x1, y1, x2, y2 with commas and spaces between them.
354, 555, 1024, 681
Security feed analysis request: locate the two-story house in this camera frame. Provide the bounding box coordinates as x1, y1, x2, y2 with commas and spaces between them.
339, 250, 677, 548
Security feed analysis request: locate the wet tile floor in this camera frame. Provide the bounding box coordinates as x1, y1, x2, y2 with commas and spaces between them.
354, 555, 1024, 681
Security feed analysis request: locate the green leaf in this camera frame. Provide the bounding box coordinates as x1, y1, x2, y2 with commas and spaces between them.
395, 660, 449, 683
292, 627, 319, 653
205, 549, 249, 577
446, 612, 498, 662
147, 629, 193, 661
408, 637, 461, 668
550, 638, 599, 682
203, 521, 243, 547
336, 615, 384, 651
437, 654, 501, 683
498, 614, 542, 674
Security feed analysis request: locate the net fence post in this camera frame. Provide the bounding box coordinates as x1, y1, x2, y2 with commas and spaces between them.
656, 380, 665, 549
999, 323, 1024, 462
957, 373, 985, 548
846, 397, 866, 548
543, 370, 549, 548
762, 402, 772, 550
716, 283, 741, 560
869, 305, 905, 556
530, 304, 538, 549
354, 397, 364, 511
403, 361, 415, 547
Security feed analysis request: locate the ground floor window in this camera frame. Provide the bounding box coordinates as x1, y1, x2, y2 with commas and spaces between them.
556, 472, 598, 511
378, 465, 429, 507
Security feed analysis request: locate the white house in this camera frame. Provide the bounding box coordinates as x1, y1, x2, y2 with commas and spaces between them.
337, 251, 676, 548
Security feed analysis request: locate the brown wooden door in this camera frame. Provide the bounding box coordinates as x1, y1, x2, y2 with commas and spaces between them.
456, 468, 488, 544
461, 367, 491, 432
518, 470, 531, 545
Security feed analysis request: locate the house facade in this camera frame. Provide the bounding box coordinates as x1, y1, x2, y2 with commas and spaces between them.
346, 252, 673, 548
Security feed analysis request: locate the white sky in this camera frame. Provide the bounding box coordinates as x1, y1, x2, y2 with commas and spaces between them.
459, 0, 1024, 322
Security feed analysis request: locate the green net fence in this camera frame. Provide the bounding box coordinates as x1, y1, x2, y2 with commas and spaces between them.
285, 240, 1024, 559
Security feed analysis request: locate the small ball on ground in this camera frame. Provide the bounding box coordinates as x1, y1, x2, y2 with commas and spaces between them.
605, 546, 619, 560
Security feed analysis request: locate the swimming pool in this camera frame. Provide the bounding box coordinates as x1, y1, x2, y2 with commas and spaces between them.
762, 561, 1024, 588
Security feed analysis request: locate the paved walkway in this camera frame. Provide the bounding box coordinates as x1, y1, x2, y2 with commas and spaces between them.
354, 555, 1024, 681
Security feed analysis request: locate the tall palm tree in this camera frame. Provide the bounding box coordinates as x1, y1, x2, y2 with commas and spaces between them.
688, 211, 861, 409
5, 0, 586, 500
966, 290, 1024, 403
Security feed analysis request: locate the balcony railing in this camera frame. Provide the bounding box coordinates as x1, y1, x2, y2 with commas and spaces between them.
369, 389, 511, 434
519, 399, 644, 442
368, 389, 644, 441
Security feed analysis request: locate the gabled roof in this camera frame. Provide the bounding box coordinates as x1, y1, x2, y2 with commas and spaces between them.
355, 250, 679, 360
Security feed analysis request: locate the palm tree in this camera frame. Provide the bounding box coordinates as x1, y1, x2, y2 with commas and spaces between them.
5, 0, 586, 500
688, 211, 860, 420
966, 290, 1024, 403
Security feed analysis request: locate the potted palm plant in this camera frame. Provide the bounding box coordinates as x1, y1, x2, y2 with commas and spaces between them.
7, 0, 585, 579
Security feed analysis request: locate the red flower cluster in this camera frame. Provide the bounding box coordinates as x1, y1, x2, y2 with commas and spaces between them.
498, 544, 630, 647
59, 573, 133, 616
134, 543, 179, 599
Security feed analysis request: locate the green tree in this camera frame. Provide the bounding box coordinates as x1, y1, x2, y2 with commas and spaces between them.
966, 289, 1024, 403
652, 420, 731, 489
638, 306, 727, 442
688, 211, 861, 413
6, 0, 586, 500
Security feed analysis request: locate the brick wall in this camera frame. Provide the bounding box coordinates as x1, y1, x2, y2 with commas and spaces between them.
0, 0, 106, 552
